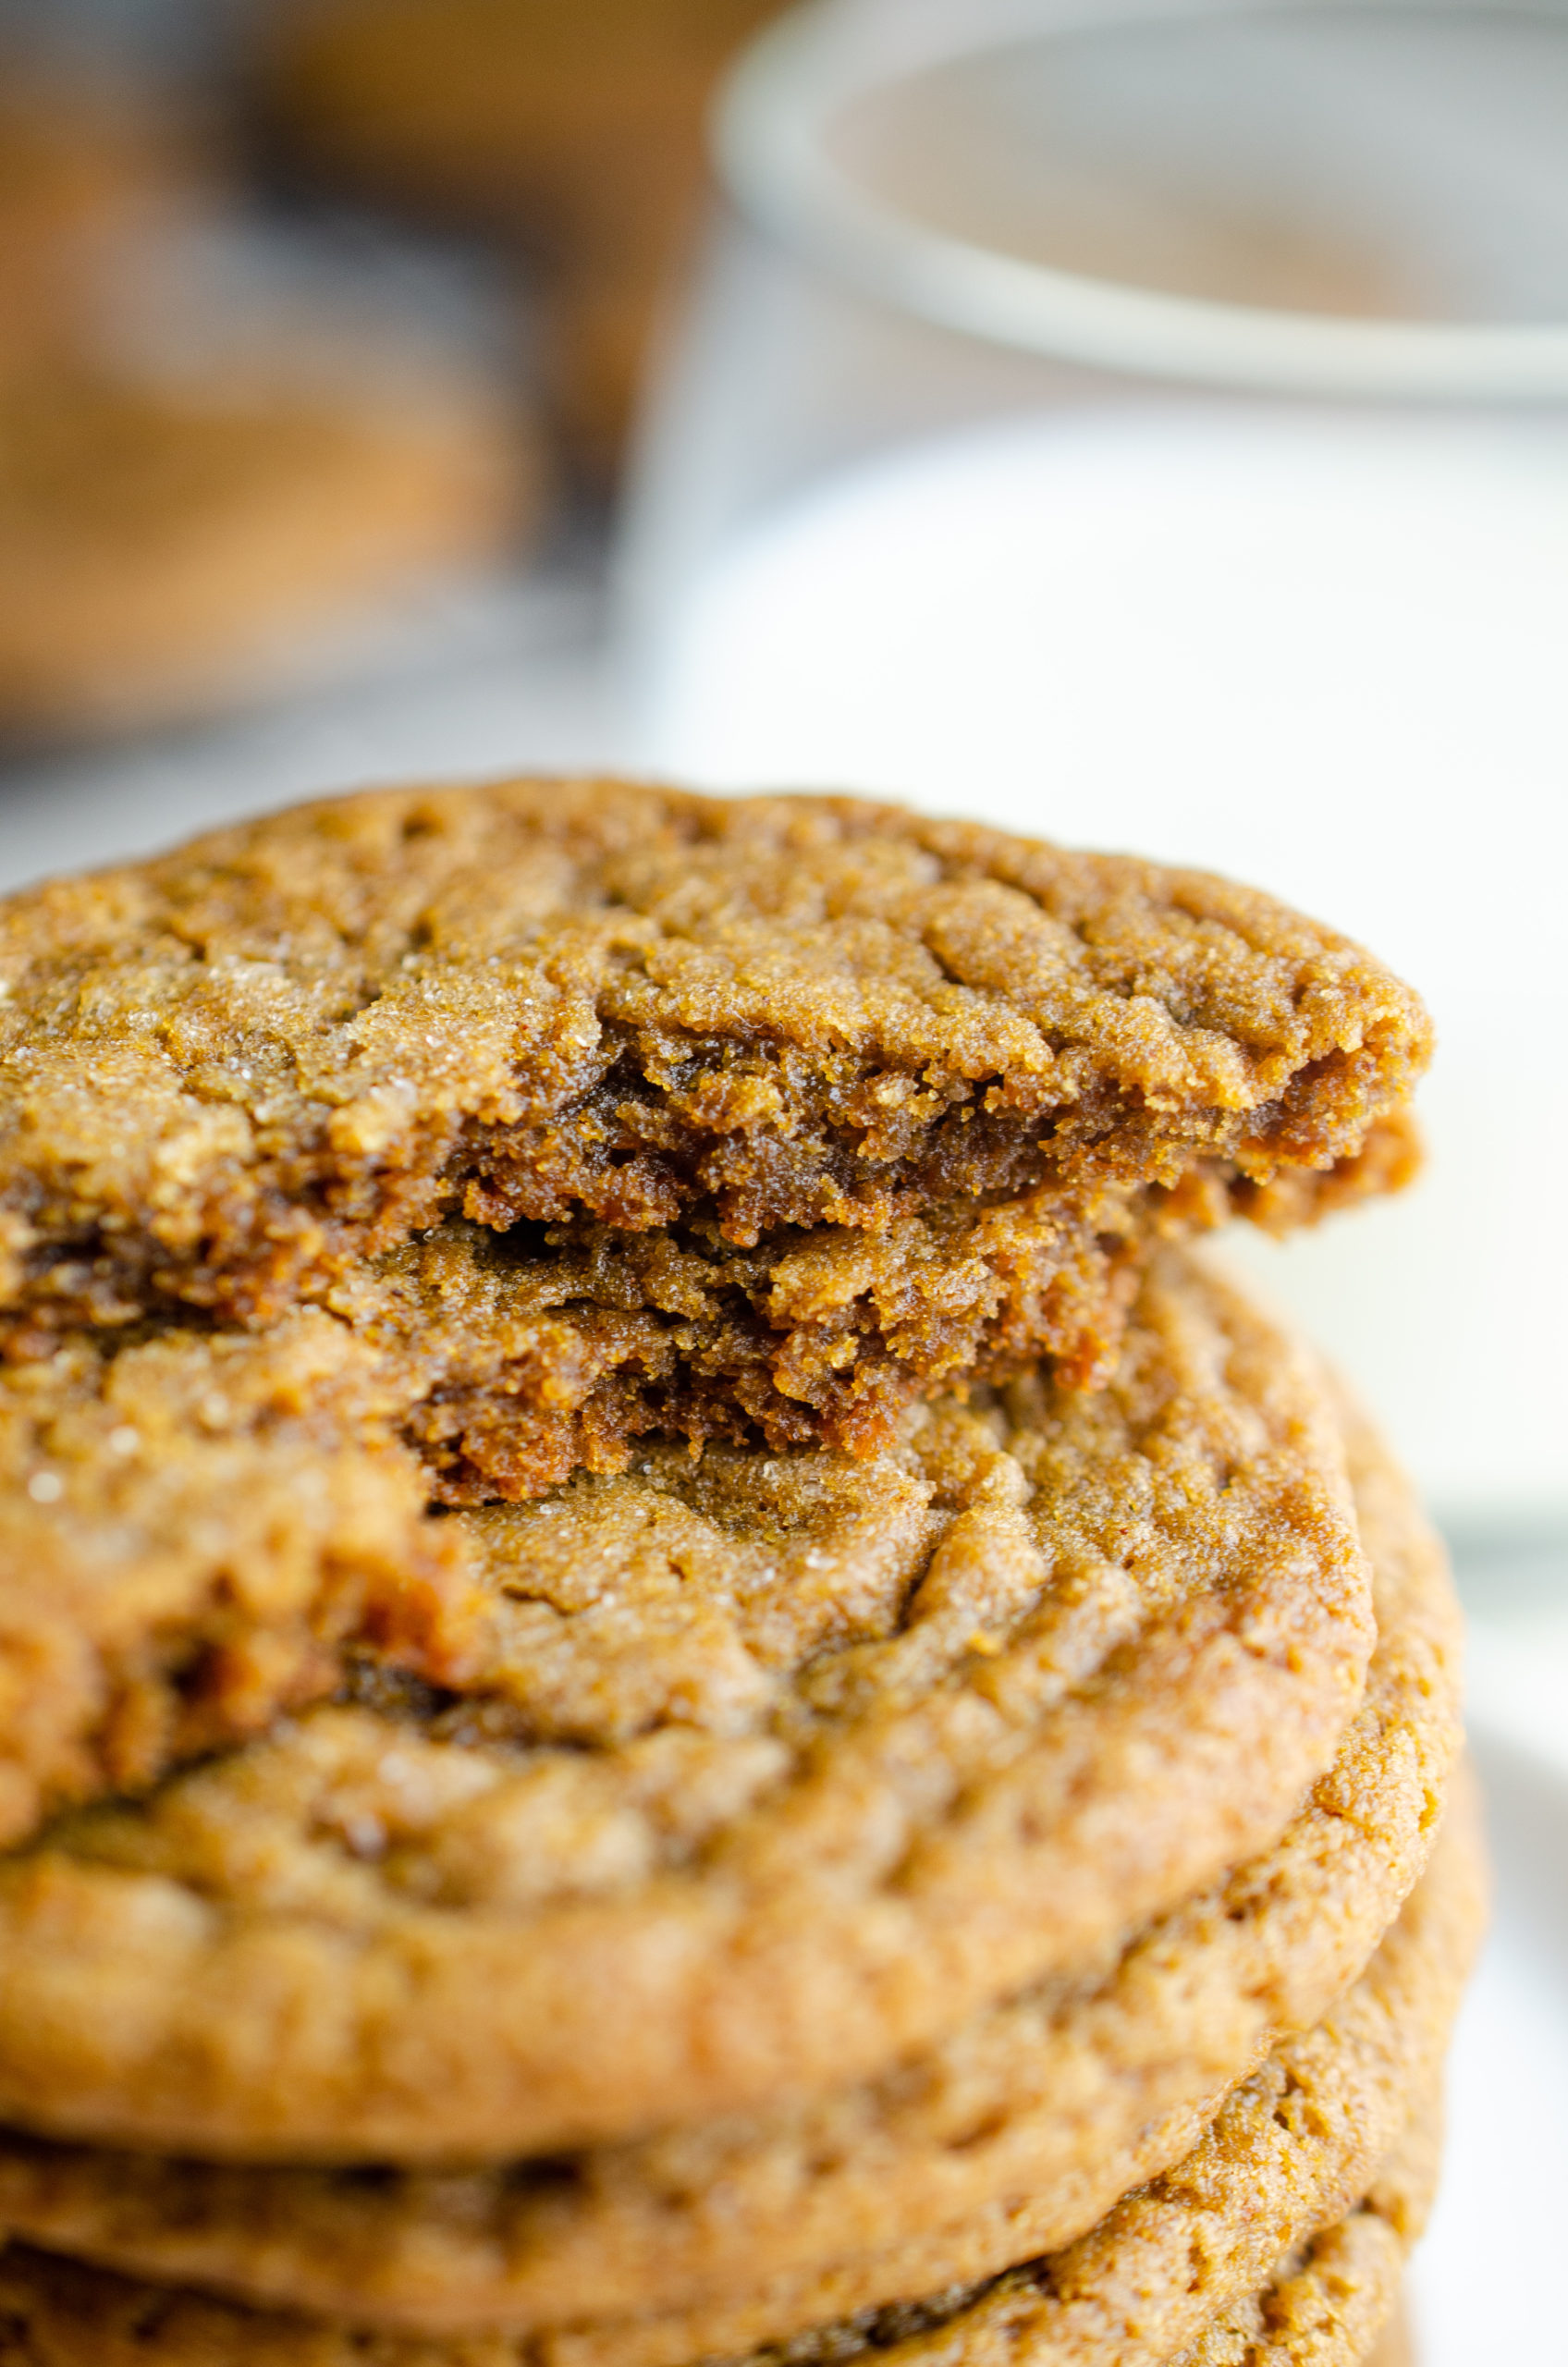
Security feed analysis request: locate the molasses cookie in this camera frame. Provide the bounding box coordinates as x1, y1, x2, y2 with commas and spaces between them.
0, 1385, 1458, 2328
0, 1310, 482, 1847
0, 1784, 1478, 2365
531, 1774, 1476, 2367
0, 781, 1430, 1469
1170, 2088, 1444, 2366
0, 1254, 1373, 2161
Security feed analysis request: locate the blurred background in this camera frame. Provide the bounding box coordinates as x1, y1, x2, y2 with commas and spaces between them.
0, 0, 1565, 2343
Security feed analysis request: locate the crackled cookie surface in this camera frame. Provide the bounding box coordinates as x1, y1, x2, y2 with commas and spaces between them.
0, 779, 1428, 1461
0, 1254, 1371, 2160
0, 1385, 1459, 2329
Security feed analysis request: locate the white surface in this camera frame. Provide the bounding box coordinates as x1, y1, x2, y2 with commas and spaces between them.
1412, 1723, 1568, 2363
637, 406, 1568, 1527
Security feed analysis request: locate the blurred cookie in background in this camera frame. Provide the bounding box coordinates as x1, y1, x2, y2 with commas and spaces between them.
0, 54, 548, 745
0, 67, 209, 376
540, 252, 679, 490
0, 350, 541, 742
253, 0, 791, 476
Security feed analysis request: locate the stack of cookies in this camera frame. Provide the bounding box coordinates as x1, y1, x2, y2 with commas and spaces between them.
0, 781, 1476, 2367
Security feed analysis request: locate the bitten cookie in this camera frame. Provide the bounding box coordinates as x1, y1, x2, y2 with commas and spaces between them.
0, 780, 1430, 1451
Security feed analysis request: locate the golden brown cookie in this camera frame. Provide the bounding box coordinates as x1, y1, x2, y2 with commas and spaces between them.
0, 1784, 1478, 2365
1170, 2087, 1444, 2367
0, 366, 537, 741
473, 1776, 1481, 2367
0, 1382, 1458, 2328
0, 1310, 488, 1848
0, 779, 1429, 1466
0, 1254, 1373, 2162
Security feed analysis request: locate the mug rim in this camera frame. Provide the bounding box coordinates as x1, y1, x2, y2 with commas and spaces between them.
715, 0, 1568, 400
